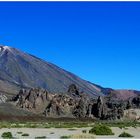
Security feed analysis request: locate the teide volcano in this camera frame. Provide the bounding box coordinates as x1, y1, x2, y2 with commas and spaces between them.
1, 45, 140, 120
0, 45, 104, 98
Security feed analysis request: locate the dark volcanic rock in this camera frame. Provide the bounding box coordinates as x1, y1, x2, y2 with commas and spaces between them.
96, 96, 108, 119
44, 94, 77, 118
13, 85, 136, 120
72, 96, 88, 118
131, 96, 140, 108
12, 86, 90, 118
13, 88, 49, 113
68, 84, 80, 96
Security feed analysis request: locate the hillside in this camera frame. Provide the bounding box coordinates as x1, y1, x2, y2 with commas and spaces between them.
0, 45, 104, 98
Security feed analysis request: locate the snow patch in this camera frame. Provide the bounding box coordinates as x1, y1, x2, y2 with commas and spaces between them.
3, 46, 11, 51
0, 93, 7, 103
0, 46, 13, 55
0, 46, 4, 55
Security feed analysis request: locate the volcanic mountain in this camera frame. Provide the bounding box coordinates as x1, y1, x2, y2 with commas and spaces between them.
0, 45, 140, 101
0, 45, 105, 98
0, 45, 140, 121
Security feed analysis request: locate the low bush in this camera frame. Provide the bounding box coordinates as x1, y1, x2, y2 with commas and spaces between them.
50, 132, 55, 134
89, 124, 114, 135
1, 132, 13, 139
118, 132, 134, 138
60, 135, 70, 139
22, 133, 29, 136
17, 132, 23, 134
68, 129, 77, 131
82, 130, 87, 133
124, 127, 128, 130
35, 136, 46, 139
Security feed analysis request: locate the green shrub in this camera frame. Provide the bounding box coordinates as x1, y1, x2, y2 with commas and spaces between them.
1, 132, 13, 139
35, 136, 46, 139
89, 124, 114, 135
82, 130, 87, 133
118, 132, 134, 137
22, 133, 29, 136
68, 129, 77, 131
17, 132, 23, 134
50, 132, 54, 134
124, 127, 128, 130
119, 126, 123, 129
132, 125, 137, 128
60, 135, 70, 139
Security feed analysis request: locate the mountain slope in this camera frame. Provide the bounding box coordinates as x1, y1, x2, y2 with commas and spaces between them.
0, 45, 104, 97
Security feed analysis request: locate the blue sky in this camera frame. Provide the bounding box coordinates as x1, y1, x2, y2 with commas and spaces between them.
0, 2, 140, 90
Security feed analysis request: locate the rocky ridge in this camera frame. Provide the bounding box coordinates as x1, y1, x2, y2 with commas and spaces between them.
12, 84, 140, 121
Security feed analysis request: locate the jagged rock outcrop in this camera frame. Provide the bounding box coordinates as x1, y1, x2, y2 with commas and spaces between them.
12, 84, 140, 121
96, 96, 107, 119
132, 96, 140, 108
44, 94, 77, 118
72, 96, 88, 118
126, 100, 132, 109
68, 84, 80, 96
44, 85, 93, 118
12, 88, 49, 113
44, 93, 125, 120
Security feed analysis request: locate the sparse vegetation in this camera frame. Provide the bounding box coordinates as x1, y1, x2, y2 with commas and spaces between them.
0, 120, 139, 130
132, 124, 137, 128
50, 132, 55, 134
1, 132, 13, 139
124, 127, 128, 130
102, 120, 139, 128
22, 133, 29, 136
118, 132, 134, 137
60, 135, 70, 139
82, 130, 87, 133
119, 126, 122, 129
60, 134, 95, 139
70, 134, 95, 139
35, 136, 46, 139
89, 124, 114, 135
0, 121, 92, 129
17, 132, 23, 134
68, 129, 77, 131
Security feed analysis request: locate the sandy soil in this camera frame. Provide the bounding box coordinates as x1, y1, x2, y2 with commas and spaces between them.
0, 127, 140, 139
0, 128, 91, 139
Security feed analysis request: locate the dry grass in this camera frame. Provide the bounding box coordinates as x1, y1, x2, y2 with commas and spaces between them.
69, 133, 95, 139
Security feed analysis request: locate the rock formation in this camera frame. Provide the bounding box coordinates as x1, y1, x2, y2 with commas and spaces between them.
12, 88, 49, 113
11, 84, 140, 121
